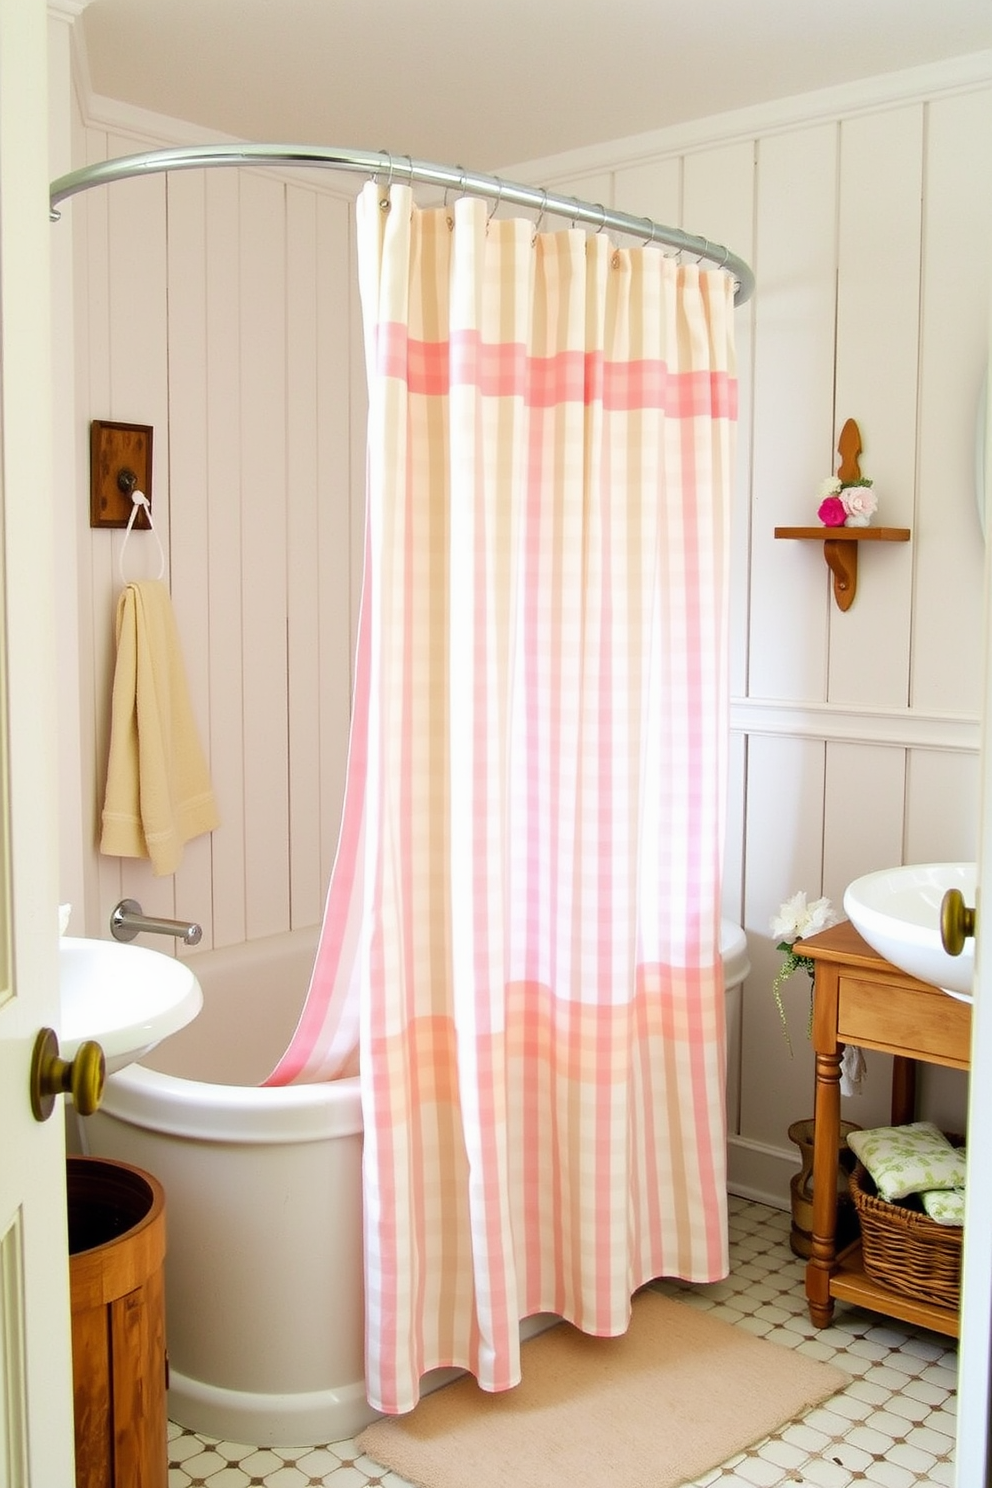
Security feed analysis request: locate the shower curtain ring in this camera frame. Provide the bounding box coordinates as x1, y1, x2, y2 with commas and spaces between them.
532, 188, 548, 244
594, 204, 607, 234
443, 167, 463, 211
486, 177, 504, 224
379, 150, 394, 210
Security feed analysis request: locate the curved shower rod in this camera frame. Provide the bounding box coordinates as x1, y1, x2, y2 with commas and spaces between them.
49, 143, 754, 306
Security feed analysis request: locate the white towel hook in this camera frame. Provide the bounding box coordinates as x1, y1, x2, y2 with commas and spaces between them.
118, 487, 166, 586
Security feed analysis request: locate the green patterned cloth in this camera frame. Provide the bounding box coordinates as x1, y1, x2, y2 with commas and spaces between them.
920, 1188, 966, 1226
847, 1121, 965, 1203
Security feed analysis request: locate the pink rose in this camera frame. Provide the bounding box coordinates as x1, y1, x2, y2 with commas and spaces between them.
818, 495, 847, 527
842, 485, 877, 525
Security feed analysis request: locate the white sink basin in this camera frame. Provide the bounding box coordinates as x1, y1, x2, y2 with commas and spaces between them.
843, 862, 976, 1001
60, 936, 203, 1073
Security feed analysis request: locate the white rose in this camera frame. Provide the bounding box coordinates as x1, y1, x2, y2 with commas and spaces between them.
818, 477, 842, 500
803, 895, 840, 935
771, 890, 811, 941
770, 890, 840, 943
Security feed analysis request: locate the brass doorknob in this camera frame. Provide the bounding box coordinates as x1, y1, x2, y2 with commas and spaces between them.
30, 1027, 106, 1122
940, 888, 977, 959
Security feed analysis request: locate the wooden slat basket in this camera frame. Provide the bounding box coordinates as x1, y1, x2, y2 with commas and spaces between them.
849, 1141, 963, 1312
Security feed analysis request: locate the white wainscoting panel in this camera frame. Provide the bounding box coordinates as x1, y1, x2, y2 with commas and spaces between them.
912, 88, 992, 718
829, 105, 922, 709
748, 124, 838, 704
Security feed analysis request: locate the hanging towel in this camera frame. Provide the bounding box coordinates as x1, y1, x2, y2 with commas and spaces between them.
100, 579, 219, 876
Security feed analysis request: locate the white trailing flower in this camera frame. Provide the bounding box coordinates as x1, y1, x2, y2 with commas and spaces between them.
770, 890, 839, 944
770, 891, 842, 1050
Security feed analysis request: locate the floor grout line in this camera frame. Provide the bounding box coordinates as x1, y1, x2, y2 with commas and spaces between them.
167, 1196, 958, 1487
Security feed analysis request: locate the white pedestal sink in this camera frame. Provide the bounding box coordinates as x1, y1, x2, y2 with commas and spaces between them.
60, 936, 203, 1073
843, 862, 976, 1001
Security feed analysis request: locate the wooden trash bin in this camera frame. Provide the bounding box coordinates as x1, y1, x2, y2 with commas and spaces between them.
67, 1156, 167, 1488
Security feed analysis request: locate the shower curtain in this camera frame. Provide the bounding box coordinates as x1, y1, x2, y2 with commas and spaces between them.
269, 181, 739, 1415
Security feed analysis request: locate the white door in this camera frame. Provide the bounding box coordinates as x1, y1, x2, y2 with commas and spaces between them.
955, 348, 992, 1485
0, 0, 77, 1479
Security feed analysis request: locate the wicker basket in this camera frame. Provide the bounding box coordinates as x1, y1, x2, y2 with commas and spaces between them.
849, 1146, 963, 1311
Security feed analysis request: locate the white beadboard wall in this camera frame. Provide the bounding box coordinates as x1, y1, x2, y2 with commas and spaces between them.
59, 52, 992, 1205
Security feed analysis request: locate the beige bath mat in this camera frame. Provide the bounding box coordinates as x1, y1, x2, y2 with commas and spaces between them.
357, 1288, 848, 1488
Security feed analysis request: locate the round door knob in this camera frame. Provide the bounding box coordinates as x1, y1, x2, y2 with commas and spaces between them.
30, 1027, 106, 1122
940, 888, 976, 959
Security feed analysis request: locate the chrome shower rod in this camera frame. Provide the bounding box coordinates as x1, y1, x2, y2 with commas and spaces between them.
49, 143, 754, 305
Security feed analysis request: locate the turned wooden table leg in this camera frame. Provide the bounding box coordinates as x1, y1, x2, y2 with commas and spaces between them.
806, 1046, 843, 1328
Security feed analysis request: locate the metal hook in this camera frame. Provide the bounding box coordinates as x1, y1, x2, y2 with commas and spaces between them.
532, 188, 548, 244
379, 150, 394, 211
443, 167, 464, 211
487, 176, 504, 224
593, 203, 608, 234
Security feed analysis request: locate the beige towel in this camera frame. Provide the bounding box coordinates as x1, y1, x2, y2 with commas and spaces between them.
100, 580, 219, 876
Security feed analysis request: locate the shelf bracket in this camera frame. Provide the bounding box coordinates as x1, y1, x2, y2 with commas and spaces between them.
822, 539, 858, 612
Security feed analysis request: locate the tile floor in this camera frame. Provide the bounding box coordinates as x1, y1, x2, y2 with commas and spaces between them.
166, 1195, 958, 1487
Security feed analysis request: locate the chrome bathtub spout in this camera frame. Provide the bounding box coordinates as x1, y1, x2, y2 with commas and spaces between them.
110, 897, 203, 947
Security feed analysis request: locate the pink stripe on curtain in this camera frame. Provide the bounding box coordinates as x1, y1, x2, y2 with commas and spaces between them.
269, 183, 738, 1415
380, 327, 738, 415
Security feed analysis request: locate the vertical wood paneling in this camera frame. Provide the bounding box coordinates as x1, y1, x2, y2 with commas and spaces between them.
749, 126, 838, 702
830, 107, 923, 706
99, 133, 172, 929
205, 169, 247, 948
912, 89, 992, 716
741, 733, 826, 1146
239, 172, 290, 939
166, 169, 215, 944
821, 741, 906, 901
683, 142, 756, 699
286, 185, 322, 929
905, 748, 981, 862
76, 125, 112, 932
722, 730, 746, 920
317, 195, 359, 892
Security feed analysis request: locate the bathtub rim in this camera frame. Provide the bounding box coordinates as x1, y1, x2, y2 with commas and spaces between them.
99, 1062, 363, 1144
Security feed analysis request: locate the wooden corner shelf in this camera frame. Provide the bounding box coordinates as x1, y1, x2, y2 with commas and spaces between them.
774, 526, 911, 611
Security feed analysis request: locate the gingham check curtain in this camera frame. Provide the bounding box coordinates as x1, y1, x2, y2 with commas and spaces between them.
269, 182, 739, 1415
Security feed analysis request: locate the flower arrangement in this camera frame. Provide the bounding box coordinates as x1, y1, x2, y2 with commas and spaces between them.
771, 891, 841, 1049
817, 475, 877, 529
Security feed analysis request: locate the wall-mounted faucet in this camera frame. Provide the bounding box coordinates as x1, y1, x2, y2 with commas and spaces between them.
110, 897, 203, 947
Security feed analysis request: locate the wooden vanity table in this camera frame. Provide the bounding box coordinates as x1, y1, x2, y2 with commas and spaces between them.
798, 920, 971, 1337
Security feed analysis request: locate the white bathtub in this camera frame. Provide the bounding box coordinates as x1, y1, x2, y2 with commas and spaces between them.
84, 920, 750, 1448
83, 927, 371, 1447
